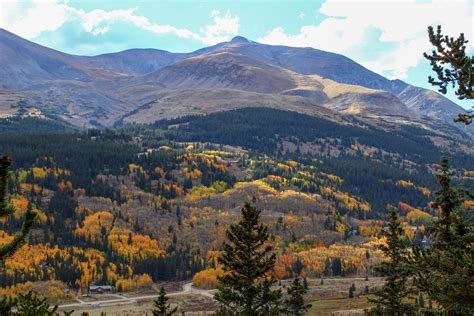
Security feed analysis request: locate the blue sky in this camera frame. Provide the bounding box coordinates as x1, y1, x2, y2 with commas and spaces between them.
1, 0, 472, 108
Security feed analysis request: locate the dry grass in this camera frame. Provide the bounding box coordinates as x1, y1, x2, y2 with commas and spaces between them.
303, 277, 383, 315
308, 296, 372, 316
64, 294, 216, 316
61, 277, 384, 315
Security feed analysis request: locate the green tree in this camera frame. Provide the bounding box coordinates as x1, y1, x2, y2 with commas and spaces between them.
214, 202, 282, 315
417, 293, 425, 309
0, 156, 36, 263
152, 287, 178, 316
408, 157, 473, 314
283, 277, 311, 315
0, 291, 72, 315
424, 25, 473, 124
349, 283, 355, 299
368, 209, 414, 315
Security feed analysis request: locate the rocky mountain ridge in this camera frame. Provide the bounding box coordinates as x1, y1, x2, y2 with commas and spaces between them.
0, 28, 471, 138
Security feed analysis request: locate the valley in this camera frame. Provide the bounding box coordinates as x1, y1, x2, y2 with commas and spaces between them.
0, 109, 472, 313
0, 14, 472, 315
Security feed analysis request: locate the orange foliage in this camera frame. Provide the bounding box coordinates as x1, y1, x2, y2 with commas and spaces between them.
463, 200, 474, 210
0, 281, 74, 303
163, 183, 183, 198
154, 166, 164, 177
10, 196, 29, 212
398, 201, 414, 212
359, 221, 383, 237
108, 227, 164, 260
192, 267, 225, 289
407, 209, 432, 225
320, 187, 370, 212
75, 211, 114, 242
395, 180, 414, 187
20, 183, 42, 194
115, 274, 153, 292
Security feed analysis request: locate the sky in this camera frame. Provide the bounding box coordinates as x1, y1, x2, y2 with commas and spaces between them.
1, 0, 472, 109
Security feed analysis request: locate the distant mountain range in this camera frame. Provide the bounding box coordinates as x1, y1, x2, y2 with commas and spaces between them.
0, 28, 471, 138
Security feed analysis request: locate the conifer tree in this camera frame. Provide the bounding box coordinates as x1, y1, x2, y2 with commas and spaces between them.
214, 202, 282, 315
153, 287, 178, 316
417, 293, 425, 309
0, 156, 36, 263
368, 209, 414, 315
408, 157, 473, 314
349, 283, 355, 299
0, 291, 73, 315
424, 25, 473, 124
283, 277, 311, 316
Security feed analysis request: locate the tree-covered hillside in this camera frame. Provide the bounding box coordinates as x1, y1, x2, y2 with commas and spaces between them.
0, 109, 472, 300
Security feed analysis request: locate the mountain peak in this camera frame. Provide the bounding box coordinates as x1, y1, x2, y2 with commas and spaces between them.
229, 36, 250, 43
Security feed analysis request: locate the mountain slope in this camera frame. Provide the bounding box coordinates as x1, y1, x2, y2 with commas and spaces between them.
0, 29, 135, 126
117, 88, 338, 125
76, 49, 188, 75
0, 29, 470, 138
142, 51, 297, 93
0, 29, 92, 89
210, 38, 469, 131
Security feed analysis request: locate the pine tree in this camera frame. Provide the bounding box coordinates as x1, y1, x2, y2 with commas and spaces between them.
349, 284, 355, 298
408, 157, 473, 315
0, 156, 36, 263
417, 293, 425, 309
368, 209, 414, 315
153, 287, 178, 316
214, 202, 282, 315
0, 291, 73, 315
284, 277, 311, 315
424, 25, 473, 124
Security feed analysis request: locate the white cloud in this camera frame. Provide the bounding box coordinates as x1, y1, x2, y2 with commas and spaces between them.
363, 36, 430, 79
0, 1, 239, 45
0, 0, 71, 38
259, 0, 473, 79
199, 10, 240, 45
69, 6, 200, 39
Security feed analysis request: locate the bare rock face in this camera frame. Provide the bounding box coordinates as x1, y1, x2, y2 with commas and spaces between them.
0, 28, 471, 138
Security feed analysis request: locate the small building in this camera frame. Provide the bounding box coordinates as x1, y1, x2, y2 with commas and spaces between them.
89, 285, 112, 294
421, 240, 430, 248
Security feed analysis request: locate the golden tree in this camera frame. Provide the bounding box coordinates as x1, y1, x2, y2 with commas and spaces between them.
0, 156, 36, 263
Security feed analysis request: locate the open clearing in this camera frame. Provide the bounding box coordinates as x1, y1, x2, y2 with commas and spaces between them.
58, 277, 383, 315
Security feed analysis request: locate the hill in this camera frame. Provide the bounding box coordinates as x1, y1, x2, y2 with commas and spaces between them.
0, 117, 472, 299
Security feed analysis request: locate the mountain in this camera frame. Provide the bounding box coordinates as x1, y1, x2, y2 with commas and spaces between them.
0, 28, 471, 138
0, 29, 134, 126
1, 29, 474, 306
0, 28, 92, 89
141, 52, 297, 93
76, 49, 188, 76
177, 37, 469, 134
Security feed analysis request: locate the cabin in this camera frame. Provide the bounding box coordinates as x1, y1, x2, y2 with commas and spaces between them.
89, 285, 112, 294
